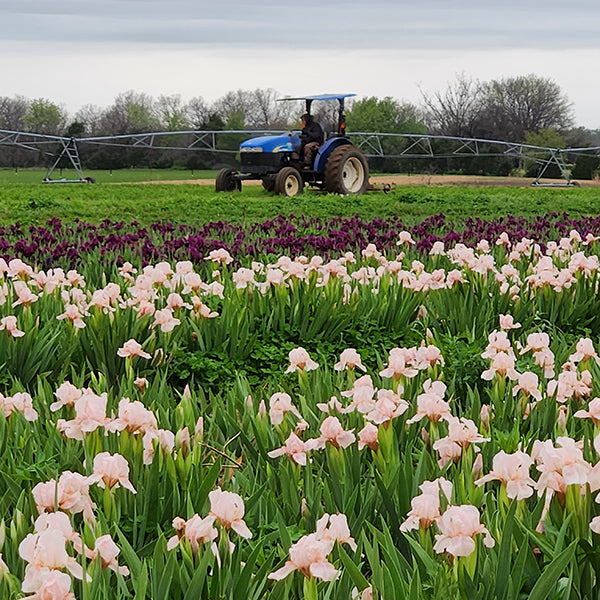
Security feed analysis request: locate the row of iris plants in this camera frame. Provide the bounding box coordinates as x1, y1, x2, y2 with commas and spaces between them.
3, 223, 600, 599
3, 212, 600, 268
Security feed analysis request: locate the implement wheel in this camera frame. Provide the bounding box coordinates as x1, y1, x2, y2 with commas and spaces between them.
274, 167, 304, 197
215, 168, 241, 192
324, 145, 369, 194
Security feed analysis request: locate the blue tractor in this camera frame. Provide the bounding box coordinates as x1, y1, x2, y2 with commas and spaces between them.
215, 93, 370, 196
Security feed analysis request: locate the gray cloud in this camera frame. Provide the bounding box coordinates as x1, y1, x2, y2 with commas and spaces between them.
3, 1, 600, 50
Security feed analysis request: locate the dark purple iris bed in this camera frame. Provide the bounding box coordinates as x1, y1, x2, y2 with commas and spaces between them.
4, 212, 600, 267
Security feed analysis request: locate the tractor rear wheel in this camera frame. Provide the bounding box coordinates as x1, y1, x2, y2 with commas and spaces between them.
324, 146, 369, 194
215, 168, 241, 192
274, 167, 303, 197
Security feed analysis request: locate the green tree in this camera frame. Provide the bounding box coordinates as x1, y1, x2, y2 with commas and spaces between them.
347, 96, 425, 134
99, 91, 159, 135
523, 129, 567, 178
572, 153, 600, 180
347, 96, 426, 173
156, 94, 189, 131
23, 98, 67, 135
225, 110, 245, 130
524, 128, 566, 149
66, 121, 86, 138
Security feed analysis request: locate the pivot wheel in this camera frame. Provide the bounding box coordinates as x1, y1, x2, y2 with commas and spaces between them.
215, 168, 242, 192
274, 167, 304, 197
324, 145, 369, 195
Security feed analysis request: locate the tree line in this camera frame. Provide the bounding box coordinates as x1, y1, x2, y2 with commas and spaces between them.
1, 75, 599, 177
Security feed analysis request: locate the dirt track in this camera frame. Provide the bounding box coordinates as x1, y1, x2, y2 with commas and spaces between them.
141, 174, 599, 188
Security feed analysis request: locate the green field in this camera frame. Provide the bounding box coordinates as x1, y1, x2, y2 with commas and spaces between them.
1, 171, 600, 226
0, 168, 219, 185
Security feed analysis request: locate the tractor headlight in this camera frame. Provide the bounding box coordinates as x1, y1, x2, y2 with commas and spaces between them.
240, 147, 263, 152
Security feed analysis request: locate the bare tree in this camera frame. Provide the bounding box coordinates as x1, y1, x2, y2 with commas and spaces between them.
420, 74, 484, 137
185, 96, 211, 129
311, 99, 347, 136
0, 96, 30, 131
73, 104, 104, 137
0, 96, 33, 167
98, 90, 160, 135
213, 90, 254, 128
245, 88, 295, 129
479, 75, 574, 142
155, 94, 189, 131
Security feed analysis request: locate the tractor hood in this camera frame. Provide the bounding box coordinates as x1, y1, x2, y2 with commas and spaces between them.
240, 133, 300, 153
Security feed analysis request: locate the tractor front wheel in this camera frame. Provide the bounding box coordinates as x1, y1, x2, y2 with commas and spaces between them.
215, 168, 241, 192
324, 146, 369, 194
274, 167, 303, 197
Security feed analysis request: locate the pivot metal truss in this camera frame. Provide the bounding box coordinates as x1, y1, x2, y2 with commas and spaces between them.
348, 132, 581, 185
0, 130, 87, 183
0, 130, 64, 154
1, 128, 599, 186
80, 130, 278, 153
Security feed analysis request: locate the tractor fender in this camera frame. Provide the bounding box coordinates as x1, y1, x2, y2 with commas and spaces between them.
314, 137, 352, 173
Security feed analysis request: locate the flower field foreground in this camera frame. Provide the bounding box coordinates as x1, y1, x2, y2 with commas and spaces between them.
3, 229, 600, 598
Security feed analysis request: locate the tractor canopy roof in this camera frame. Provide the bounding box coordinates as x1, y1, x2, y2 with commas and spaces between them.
277, 93, 356, 102
277, 94, 356, 123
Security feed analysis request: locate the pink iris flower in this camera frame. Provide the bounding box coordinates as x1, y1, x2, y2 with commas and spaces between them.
19, 530, 84, 589
379, 347, 418, 380
152, 307, 181, 332
88, 452, 137, 494
56, 304, 86, 329
56, 391, 109, 440
312, 416, 355, 449
285, 347, 319, 373
268, 432, 319, 466
268, 533, 337, 581
89, 534, 130, 575
107, 397, 158, 435
50, 382, 83, 412
1, 391, 38, 421
117, 339, 152, 360
574, 397, 600, 425
401, 477, 454, 533
357, 422, 379, 451
32, 471, 96, 522
433, 505, 495, 557
334, 348, 366, 372
475, 450, 536, 500
167, 514, 218, 554
268, 392, 302, 425
406, 380, 451, 425
208, 487, 252, 539
21, 569, 75, 600
0, 315, 25, 337
315, 513, 357, 551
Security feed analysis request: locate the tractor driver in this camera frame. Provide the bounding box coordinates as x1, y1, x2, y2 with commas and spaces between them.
299, 113, 324, 168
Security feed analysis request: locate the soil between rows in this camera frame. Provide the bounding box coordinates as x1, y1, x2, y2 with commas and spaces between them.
139, 174, 600, 188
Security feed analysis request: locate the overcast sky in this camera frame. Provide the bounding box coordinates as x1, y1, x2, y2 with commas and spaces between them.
2, 0, 599, 128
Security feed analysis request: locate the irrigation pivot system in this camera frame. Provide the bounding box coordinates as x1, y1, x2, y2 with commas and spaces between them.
1, 127, 599, 186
